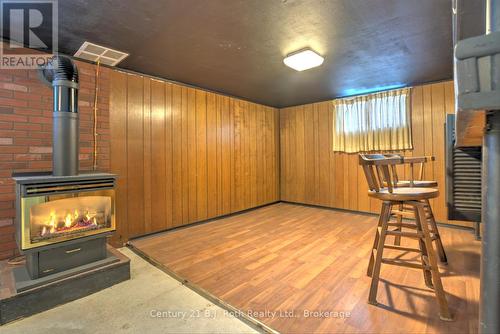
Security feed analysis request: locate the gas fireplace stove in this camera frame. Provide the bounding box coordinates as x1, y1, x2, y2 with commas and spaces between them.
8, 55, 122, 290
13, 172, 116, 280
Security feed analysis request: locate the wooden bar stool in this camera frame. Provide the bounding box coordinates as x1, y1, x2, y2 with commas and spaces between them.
385, 155, 447, 264
359, 154, 452, 321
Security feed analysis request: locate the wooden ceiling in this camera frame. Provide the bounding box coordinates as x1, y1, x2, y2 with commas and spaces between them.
53, 0, 484, 107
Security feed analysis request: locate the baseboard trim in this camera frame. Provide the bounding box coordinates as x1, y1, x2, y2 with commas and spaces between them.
279, 200, 476, 231
127, 201, 280, 243
279, 200, 380, 217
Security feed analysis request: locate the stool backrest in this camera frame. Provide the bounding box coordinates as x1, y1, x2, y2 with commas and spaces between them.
403, 156, 435, 185
358, 154, 403, 193
383, 154, 403, 184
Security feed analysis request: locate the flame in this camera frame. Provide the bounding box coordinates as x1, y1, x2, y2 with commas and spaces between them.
39, 208, 100, 238
47, 211, 56, 226
64, 213, 73, 228
45, 211, 57, 233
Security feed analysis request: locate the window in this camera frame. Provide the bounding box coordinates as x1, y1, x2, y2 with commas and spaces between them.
332, 88, 412, 153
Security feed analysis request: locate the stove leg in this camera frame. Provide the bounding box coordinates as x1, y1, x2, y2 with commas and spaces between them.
25, 253, 39, 279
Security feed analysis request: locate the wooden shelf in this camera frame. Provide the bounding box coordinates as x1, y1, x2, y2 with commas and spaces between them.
455, 109, 485, 147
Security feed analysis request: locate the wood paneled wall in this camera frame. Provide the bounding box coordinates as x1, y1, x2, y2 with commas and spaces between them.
110, 71, 280, 243
110, 75, 460, 244
280, 81, 460, 225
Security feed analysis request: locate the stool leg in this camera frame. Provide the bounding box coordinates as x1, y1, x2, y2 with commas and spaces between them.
367, 203, 389, 277
424, 199, 447, 264
393, 204, 403, 246
413, 205, 434, 289
368, 201, 391, 305
395, 215, 403, 246
415, 203, 452, 321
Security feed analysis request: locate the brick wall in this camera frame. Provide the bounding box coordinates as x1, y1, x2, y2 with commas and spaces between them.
0, 59, 111, 260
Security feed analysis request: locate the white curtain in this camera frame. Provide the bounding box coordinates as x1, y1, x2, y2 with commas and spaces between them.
332, 88, 412, 153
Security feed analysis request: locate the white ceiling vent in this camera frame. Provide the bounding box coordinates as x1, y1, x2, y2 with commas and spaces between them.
74, 42, 129, 66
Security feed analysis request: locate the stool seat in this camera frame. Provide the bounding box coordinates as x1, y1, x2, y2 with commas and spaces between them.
368, 187, 439, 201
396, 180, 438, 188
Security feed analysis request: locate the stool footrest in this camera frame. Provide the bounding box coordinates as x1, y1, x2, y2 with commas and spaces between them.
391, 209, 431, 219
381, 258, 431, 270
391, 209, 415, 218
383, 228, 423, 239
383, 245, 421, 253
387, 222, 417, 229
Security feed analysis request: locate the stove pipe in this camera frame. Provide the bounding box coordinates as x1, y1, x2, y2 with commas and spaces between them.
39, 56, 79, 176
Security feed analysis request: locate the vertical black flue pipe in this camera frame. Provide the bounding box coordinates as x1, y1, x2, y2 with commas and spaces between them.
40, 56, 79, 176
481, 1, 500, 333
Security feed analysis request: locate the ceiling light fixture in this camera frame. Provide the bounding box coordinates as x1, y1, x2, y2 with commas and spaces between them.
283, 49, 324, 71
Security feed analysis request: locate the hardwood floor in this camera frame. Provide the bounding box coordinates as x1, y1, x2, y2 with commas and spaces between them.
130, 203, 481, 333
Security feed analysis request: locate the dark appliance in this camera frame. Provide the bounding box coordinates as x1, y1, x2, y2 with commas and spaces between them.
445, 114, 482, 238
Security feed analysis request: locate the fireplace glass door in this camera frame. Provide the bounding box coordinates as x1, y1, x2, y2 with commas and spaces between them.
21, 189, 115, 250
